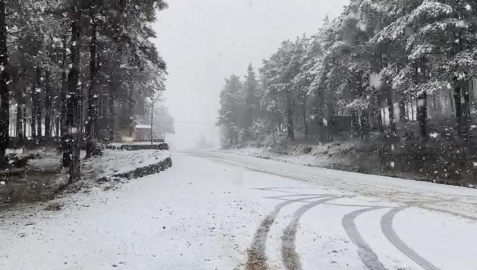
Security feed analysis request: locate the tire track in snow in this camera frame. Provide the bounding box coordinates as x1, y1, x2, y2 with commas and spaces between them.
281, 197, 337, 270
246, 195, 332, 270
381, 207, 441, 270
342, 207, 387, 270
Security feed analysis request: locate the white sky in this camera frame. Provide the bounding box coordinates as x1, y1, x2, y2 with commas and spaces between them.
152, 0, 349, 150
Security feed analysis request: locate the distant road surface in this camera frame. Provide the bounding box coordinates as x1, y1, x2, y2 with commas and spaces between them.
1, 150, 476, 270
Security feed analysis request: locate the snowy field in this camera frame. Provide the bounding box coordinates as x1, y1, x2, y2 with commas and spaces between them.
0, 150, 476, 270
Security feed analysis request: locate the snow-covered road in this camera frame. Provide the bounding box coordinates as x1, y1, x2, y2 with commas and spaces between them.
1, 151, 476, 270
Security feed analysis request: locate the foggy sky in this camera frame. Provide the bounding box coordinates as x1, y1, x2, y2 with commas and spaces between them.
152, 0, 349, 150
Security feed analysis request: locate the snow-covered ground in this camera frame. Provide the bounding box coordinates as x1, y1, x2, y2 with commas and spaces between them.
0, 150, 476, 270
82, 149, 170, 179
223, 142, 361, 170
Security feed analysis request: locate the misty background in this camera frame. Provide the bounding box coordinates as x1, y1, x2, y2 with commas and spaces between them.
153, 0, 349, 150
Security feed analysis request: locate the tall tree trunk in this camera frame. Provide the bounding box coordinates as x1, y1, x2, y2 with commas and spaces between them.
61, 36, 70, 165
35, 68, 42, 139
56, 116, 61, 137
361, 108, 370, 141
454, 81, 462, 136
61, 37, 68, 129
86, 11, 98, 158
286, 90, 294, 140
0, 0, 8, 169
377, 107, 384, 132
351, 110, 360, 135
128, 88, 134, 136
44, 69, 52, 137
108, 80, 116, 141
16, 104, 22, 139
387, 93, 396, 136
415, 59, 427, 140
65, 3, 82, 182
417, 92, 428, 140
16, 90, 23, 139
462, 80, 471, 142
399, 100, 406, 122
448, 88, 455, 116
23, 109, 27, 138
31, 81, 37, 138
302, 94, 308, 140
100, 93, 108, 140
315, 87, 326, 141
79, 81, 85, 135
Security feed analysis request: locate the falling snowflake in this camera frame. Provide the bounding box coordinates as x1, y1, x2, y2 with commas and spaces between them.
356, 21, 367, 31
430, 132, 439, 138
417, 99, 425, 107
466, 4, 472, 11
390, 162, 395, 168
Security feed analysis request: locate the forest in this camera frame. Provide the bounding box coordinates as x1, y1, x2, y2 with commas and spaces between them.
0, 0, 169, 180
217, 0, 477, 182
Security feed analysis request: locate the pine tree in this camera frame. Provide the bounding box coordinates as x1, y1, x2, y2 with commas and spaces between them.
0, 0, 9, 169
217, 75, 243, 145
242, 64, 258, 138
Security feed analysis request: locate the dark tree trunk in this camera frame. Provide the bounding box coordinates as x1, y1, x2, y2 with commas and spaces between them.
454, 82, 462, 136
0, 0, 8, 169
61, 36, 70, 166
31, 81, 37, 138
100, 93, 108, 141
387, 97, 396, 136
360, 108, 370, 141
417, 92, 428, 139
56, 116, 61, 137
128, 88, 134, 136
302, 94, 308, 140
351, 110, 360, 135
79, 81, 85, 135
108, 81, 116, 141
23, 110, 27, 139
376, 107, 384, 132
315, 88, 325, 142
65, 3, 82, 182
86, 11, 98, 158
35, 68, 42, 139
16, 104, 22, 138
44, 69, 52, 137
462, 80, 471, 141
399, 100, 406, 122
16, 90, 23, 139
286, 91, 294, 140
61, 37, 68, 129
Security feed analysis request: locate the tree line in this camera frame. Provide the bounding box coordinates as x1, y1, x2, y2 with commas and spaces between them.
0, 0, 168, 181
218, 0, 477, 146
